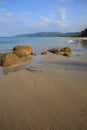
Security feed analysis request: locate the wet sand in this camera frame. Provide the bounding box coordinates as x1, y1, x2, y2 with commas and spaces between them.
0, 54, 87, 130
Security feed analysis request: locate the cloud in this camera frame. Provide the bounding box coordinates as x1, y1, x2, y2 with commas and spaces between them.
39, 16, 69, 30
0, 7, 70, 36
16, 11, 69, 31
57, 7, 66, 21
17, 16, 32, 27
51, 6, 66, 21
72, 21, 87, 32
41, 17, 52, 23
0, 18, 11, 24
5, 12, 12, 16
0, 11, 13, 24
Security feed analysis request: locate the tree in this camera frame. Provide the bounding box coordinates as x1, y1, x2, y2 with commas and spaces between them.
81, 28, 87, 37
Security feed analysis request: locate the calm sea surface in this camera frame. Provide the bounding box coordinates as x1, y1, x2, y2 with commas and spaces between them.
0, 37, 87, 54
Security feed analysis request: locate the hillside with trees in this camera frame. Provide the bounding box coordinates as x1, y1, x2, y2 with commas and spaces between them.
14, 28, 87, 38
14, 32, 80, 37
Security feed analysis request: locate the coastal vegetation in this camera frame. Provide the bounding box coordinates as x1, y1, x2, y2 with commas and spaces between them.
81, 28, 87, 37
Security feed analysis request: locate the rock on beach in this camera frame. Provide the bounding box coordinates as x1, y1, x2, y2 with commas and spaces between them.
48, 47, 72, 57
1, 54, 21, 66
13, 45, 32, 58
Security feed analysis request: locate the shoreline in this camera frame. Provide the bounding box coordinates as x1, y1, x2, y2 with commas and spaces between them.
1, 52, 87, 75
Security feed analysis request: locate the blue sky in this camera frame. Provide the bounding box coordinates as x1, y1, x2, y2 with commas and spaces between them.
0, 0, 87, 36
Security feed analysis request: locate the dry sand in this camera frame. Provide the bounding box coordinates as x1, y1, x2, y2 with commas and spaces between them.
0, 54, 87, 130
77, 37, 87, 40
69, 37, 87, 40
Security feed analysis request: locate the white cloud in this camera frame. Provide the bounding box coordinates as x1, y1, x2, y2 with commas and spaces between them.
41, 17, 52, 23
0, 17, 12, 24
51, 6, 67, 21
55, 20, 68, 27
80, 21, 87, 28
5, 12, 12, 17
17, 16, 32, 27
0, 7, 80, 36
39, 16, 68, 29
72, 21, 87, 32
0, 11, 13, 24
57, 7, 66, 21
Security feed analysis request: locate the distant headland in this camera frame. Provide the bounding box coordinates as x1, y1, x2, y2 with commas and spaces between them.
14, 28, 87, 38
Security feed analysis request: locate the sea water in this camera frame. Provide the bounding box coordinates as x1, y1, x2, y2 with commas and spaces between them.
0, 37, 87, 54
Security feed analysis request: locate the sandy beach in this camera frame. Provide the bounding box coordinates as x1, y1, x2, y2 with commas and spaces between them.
76, 37, 87, 40
0, 53, 87, 130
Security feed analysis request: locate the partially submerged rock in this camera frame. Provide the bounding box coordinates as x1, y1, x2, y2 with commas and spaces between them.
48, 48, 64, 55
63, 52, 71, 57
61, 47, 72, 57
61, 47, 72, 52
48, 47, 72, 57
1, 54, 21, 66
48, 48, 60, 53
41, 51, 48, 55
13, 45, 32, 58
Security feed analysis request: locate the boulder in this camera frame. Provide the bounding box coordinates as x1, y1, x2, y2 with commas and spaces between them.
48, 48, 63, 55
41, 51, 48, 55
61, 47, 72, 57
48, 48, 60, 53
1, 54, 21, 66
13, 45, 32, 58
61, 47, 72, 52
48, 47, 72, 57
63, 52, 72, 57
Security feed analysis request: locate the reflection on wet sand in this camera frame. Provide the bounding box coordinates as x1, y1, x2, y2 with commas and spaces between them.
3, 56, 32, 74
80, 40, 87, 49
